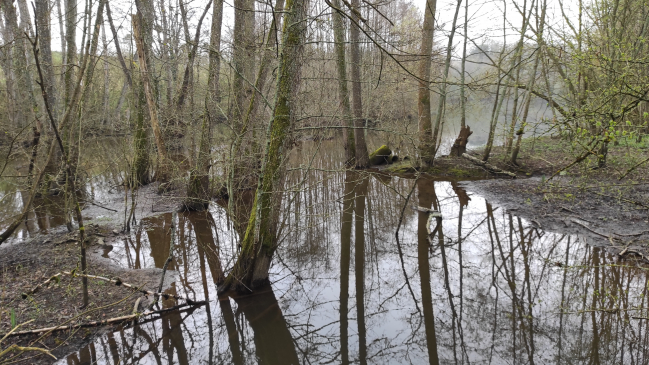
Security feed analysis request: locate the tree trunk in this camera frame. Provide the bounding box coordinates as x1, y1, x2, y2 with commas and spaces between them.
331, 0, 355, 167
1, 0, 31, 130
105, 2, 131, 86
206, 0, 224, 122
35, 0, 58, 120
450, 125, 472, 157
133, 13, 169, 181
220, 0, 306, 292
132, 74, 150, 186
504, 0, 531, 156
184, 115, 211, 211
417, 0, 437, 167
350, 0, 369, 168
460, 0, 468, 129
63, 0, 76, 107
431, 0, 463, 155
231, 0, 256, 125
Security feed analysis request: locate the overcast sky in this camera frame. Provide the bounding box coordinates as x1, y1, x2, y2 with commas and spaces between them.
35, 0, 579, 56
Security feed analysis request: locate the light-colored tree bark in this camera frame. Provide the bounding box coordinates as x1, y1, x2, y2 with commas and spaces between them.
1, 0, 31, 130
231, 0, 256, 123
416, 0, 437, 167
431, 0, 463, 154
460, 0, 468, 129
63, 0, 76, 106
133, 14, 168, 180
35, 0, 57, 120
511, 0, 546, 165
206, 0, 224, 122
331, 0, 355, 166
504, 0, 533, 156
349, 0, 369, 168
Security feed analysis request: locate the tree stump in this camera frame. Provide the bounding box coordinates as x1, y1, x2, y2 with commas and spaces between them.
450, 125, 473, 157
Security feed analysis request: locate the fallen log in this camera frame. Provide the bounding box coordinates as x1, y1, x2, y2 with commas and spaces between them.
461, 153, 516, 178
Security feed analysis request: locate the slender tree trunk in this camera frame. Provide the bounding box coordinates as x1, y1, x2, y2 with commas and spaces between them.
481, 0, 509, 162
159, 0, 173, 106
1, 0, 31, 130
331, 0, 355, 166
132, 74, 150, 186
206, 0, 224, 122
56, 0, 66, 93
460, 0, 468, 129
0, 11, 16, 128
133, 14, 169, 181
247, 0, 285, 130
35, 0, 58, 120
64, 0, 77, 106
417, 0, 437, 167
175, 0, 212, 109
105, 3, 131, 86
504, 0, 532, 155
350, 0, 369, 168
31, 5, 99, 306
231, 0, 256, 124
226, 0, 285, 230
101, 23, 109, 125
431, 0, 463, 154
511, 0, 546, 165
220, 0, 306, 292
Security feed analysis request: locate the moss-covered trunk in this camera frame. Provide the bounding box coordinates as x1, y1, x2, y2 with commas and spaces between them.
220, 0, 306, 292
132, 75, 150, 186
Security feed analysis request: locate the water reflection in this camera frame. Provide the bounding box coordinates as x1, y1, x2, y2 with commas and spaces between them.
59, 144, 649, 364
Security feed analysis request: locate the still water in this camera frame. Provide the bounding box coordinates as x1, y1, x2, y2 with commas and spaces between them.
50, 138, 649, 365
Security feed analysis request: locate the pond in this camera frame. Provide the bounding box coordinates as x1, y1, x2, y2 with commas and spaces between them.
46, 138, 649, 365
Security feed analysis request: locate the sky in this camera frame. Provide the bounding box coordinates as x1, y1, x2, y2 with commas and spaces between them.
27, 0, 580, 58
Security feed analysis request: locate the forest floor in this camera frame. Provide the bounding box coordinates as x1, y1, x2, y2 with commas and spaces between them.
459, 137, 649, 265
0, 184, 185, 364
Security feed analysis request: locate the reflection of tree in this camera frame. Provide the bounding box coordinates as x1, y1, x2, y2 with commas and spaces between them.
231, 284, 300, 365
340, 171, 354, 365
354, 173, 368, 365
191, 211, 244, 365
416, 179, 439, 365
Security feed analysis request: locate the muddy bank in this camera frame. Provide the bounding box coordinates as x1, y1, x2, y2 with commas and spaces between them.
462, 177, 649, 258
0, 184, 184, 364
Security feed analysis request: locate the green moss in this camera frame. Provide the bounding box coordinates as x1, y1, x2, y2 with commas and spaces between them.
369, 145, 392, 165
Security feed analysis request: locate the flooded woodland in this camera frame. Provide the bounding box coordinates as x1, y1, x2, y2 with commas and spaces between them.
3, 0, 649, 363
3, 137, 649, 364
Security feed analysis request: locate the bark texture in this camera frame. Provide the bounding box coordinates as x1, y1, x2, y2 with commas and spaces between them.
221, 0, 306, 292
417, 0, 437, 167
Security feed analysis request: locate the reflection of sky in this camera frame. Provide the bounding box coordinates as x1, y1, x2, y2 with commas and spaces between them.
64, 161, 649, 364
